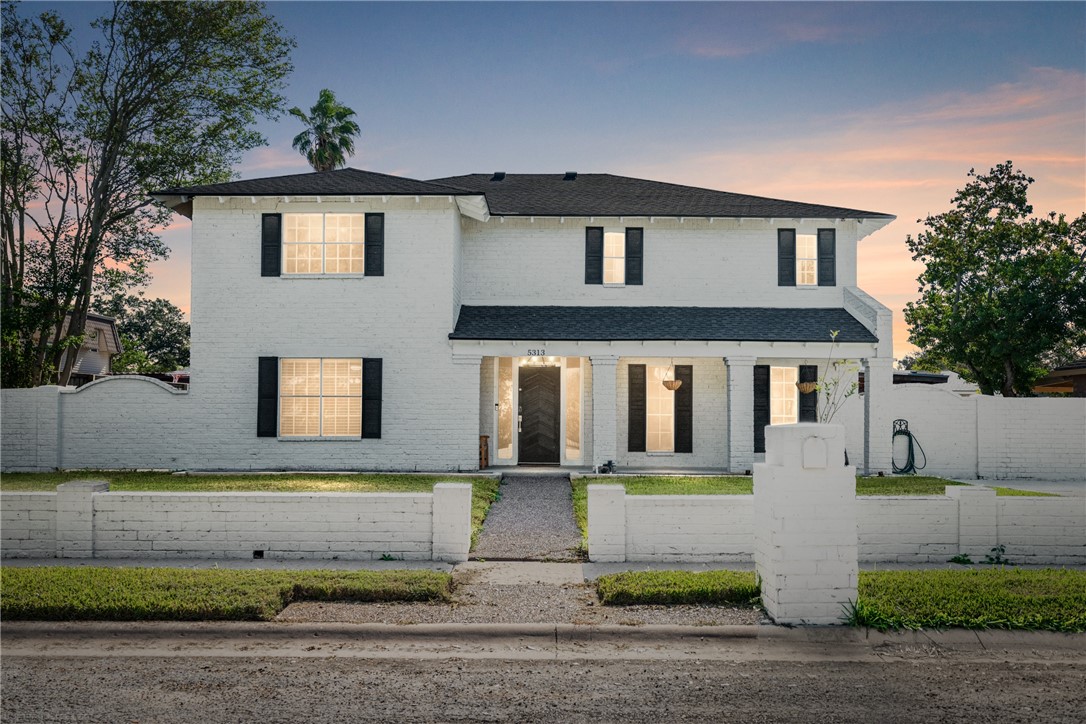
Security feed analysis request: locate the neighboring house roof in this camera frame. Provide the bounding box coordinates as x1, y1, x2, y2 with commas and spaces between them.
450, 306, 877, 343
429, 173, 895, 219
154, 168, 467, 197
1033, 357, 1086, 395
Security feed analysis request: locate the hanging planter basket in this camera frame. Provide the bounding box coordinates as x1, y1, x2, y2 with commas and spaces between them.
662, 379, 683, 391
796, 381, 817, 394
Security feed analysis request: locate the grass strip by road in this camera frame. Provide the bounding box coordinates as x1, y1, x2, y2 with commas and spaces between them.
595, 568, 1086, 633
0, 471, 501, 549
0, 567, 452, 621
848, 568, 1086, 633
596, 569, 760, 606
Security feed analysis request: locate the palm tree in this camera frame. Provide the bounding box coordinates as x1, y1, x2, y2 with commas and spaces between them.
289, 89, 361, 172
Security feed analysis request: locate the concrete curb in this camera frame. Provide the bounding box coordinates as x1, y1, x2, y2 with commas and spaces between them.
4, 621, 1084, 650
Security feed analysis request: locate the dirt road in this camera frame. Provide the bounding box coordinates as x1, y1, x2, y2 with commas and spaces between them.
3, 623, 1084, 723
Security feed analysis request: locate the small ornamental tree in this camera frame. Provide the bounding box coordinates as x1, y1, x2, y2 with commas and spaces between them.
904, 162, 1086, 396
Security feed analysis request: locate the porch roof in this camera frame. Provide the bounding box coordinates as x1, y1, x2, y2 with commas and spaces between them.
450, 306, 877, 343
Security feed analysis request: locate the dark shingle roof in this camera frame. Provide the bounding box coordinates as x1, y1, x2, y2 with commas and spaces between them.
155, 168, 468, 197
450, 306, 877, 343
430, 173, 894, 219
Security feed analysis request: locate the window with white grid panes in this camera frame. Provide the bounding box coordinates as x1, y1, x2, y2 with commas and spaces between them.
646, 364, 675, 452
283, 213, 365, 275
604, 231, 625, 284
770, 366, 799, 426
796, 234, 817, 286
279, 358, 362, 437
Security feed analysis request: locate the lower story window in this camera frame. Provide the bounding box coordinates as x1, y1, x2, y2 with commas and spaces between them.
770, 366, 798, 425
279, 358, 362, 437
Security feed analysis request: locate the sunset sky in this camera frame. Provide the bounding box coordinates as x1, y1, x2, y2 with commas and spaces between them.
32, 1, 1086, 359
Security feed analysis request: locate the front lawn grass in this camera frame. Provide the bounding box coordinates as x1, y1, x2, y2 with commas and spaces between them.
0, 471, 501, 549
595, 568, 1086, 632
571, 475, 1051, 539
0, 566, 452, 621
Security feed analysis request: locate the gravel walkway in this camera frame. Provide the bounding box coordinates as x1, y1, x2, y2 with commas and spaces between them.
471, 474, 582, 561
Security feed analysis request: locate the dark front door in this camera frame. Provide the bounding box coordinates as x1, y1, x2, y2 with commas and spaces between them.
518, 366, 561, 464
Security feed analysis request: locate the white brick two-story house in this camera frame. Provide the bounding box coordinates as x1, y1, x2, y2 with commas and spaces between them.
152, 168, 895, 474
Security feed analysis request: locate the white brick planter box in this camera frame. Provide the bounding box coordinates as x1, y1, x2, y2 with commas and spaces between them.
0, 482, 472, 562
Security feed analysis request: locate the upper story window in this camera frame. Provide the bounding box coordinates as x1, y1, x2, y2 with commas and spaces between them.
284, 213, 365, 274
586, 227, 643, 286
778, 228, 836, 287
261, 212, 383, 278
796, 234, 817, 286
604, 231, 626, 285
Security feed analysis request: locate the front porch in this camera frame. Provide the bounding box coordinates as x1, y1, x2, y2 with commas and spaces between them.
460, 347, 894, 476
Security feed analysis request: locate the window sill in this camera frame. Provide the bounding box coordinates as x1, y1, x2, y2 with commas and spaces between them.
603, 283, 626, 288
280, 274, 367, 280
795, 284, 819, 290
276, 436, 362, 442
646, 451, 674, 457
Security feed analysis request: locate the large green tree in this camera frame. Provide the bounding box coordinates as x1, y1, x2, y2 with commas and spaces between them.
904, 162, 1086, 396
1, 1, 293, 387
289, 89, 361, 172
95, 288, 190, 375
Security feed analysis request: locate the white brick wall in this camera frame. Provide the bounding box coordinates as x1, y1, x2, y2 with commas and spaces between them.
460, 216, 863, 307
586, 484, 1085, 565
1, 386, 60, 471
0, 492, 57, 557
887, 387, 1086, 481
1, 482, 473, 562
191, 196, 478, 471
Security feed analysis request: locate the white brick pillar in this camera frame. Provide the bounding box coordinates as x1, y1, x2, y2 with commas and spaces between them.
863, 357, 894, 475
432, 482, 473, 562
590, 356, 619, 468
946, 485, 998, 559
754, 424, 857, 626
587, 484, 626, 562
56, 480, 108, 558
452, 353, 484, 471
725, 356, 757, 473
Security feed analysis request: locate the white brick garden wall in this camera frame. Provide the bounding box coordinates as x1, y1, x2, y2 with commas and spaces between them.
587, 484, 1085, 564
0, 493, 57, 557
887, 386, 1086, 480
0, 482, 472, 562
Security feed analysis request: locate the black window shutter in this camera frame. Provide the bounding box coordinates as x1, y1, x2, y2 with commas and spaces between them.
365, 213, 384, 276
261, 214, 281, 277
628, 364, 646, 452
674, 365, 693, 453
257, 356, 278, 437
361, 358, 382, 439
817, 228, 836, 286
625, 228, 644, 285
777, 229, 796, 287
585, 227, 603, 285
753, 365, 770, 454
799, 365, 818, 422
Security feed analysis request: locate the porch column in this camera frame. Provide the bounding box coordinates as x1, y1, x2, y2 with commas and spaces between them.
590, 355, 619, 468
452, 353, 484, 471
863, 357, 894, 475
725, 355, 757, 473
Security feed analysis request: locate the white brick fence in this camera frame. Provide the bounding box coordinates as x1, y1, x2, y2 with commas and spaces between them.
587, 484, 1086, 565
1, 481, 472, 562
